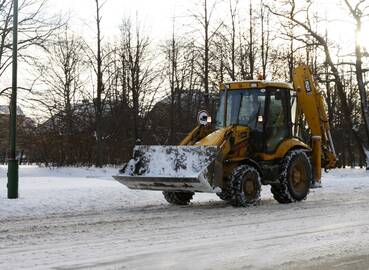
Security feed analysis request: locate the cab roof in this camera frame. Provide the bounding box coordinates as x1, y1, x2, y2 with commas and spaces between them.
219, 80, 293, 91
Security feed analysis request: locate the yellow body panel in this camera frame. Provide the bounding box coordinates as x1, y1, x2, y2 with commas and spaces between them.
292, 66, 323, 136
194, 126, 250, 160
195, 128, 230, 146
255, 138, 310, 161
311, 136, 322, 182
180, 125, 212, 146
292, 65, 337, 173
226, 126, 250, 158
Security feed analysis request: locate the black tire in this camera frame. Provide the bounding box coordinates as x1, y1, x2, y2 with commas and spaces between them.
163, 191, 194, 205
271, 150, 312, 204
216, 189, 232, 201
230, 165, 261, 207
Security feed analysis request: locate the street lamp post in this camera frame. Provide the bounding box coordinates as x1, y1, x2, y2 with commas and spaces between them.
7, 0, 19, 199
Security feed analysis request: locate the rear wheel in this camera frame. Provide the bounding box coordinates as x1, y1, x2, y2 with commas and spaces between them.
230, 165, 261, 207
163, 191, 194, 205
271, 150, 312, 204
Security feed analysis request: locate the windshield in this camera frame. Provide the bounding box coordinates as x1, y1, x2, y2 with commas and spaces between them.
215, 89, 266, 129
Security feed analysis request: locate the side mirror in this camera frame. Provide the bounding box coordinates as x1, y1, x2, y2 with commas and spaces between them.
197, 110, 211, 126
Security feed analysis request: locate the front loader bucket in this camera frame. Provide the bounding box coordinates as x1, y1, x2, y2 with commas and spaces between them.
113, 145, 219, 192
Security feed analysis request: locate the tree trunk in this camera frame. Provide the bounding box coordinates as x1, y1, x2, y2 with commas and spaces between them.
248, 0, 254, 79
169, 27, 176, 144
204, 0, 209, 108
354, 16, 369, 151
95, 0, 103, 167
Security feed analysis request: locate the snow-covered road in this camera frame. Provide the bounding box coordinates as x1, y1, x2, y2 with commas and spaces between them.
1, 166, 369, 269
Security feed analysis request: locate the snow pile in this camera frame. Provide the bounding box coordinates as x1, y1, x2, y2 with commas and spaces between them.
124, 145, 218, 177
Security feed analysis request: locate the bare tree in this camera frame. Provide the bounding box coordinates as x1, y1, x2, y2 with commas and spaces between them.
344, 0, 369, 151
31, 28, 86, 164
94, 0, 104, 167
191, 0, 223, 108
0, 0, 61, 95
228, 0, 238, 80
119, 18, 159, 141
260, 0, 270, 79
168, 18, 178, 144
248, 0, 255, 79
267, 0, 367, 165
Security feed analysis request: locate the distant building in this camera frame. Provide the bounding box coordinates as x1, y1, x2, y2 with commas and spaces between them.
0, 105, 34, 162
0, 105, 25, 116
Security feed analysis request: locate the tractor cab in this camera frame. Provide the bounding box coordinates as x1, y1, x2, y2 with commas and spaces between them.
216, 81, 295, 153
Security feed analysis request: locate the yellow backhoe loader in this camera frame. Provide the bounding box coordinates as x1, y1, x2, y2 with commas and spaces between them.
114, 64, 337, 207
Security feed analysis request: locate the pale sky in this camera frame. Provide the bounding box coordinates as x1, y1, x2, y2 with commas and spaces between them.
43, 0, 368, 47
47, 0, 185, 42
44, 0, 369, 46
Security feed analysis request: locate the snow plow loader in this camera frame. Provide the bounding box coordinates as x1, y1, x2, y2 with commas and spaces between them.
114, 64, 337, 206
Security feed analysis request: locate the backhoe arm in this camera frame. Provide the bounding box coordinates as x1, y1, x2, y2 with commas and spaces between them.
292, 65, 337, 183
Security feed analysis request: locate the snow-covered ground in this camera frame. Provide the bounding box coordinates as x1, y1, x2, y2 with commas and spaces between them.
1, 166, 369, 269
0, 165, 217, 219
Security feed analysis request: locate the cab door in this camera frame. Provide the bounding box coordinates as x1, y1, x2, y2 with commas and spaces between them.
264, 89, 291, 152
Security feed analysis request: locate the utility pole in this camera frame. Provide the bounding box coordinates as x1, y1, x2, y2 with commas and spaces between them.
7, 0, 19, 199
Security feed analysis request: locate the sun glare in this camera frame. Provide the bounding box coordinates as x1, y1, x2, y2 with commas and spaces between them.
358, 30, 369, 51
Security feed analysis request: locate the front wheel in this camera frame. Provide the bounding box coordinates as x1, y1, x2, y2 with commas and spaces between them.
230, 165, 261, 207
271, 150, 312, 204
163, 191, 194, 205
216, 188, 232, 201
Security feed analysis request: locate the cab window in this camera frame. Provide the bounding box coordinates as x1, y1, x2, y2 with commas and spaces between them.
215, 89, 265, 129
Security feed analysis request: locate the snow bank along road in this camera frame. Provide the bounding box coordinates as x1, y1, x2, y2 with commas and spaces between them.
1, 166, 369, 269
